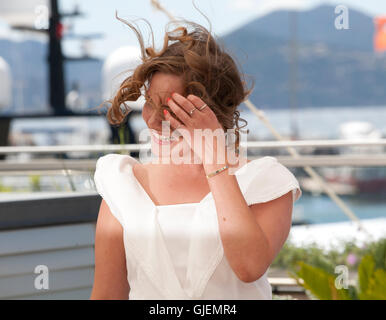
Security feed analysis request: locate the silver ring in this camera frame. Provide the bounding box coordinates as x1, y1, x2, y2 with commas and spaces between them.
199, 103, 207, 111
189, 108, 196, 115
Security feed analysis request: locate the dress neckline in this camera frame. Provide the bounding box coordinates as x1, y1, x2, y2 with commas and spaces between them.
126, 156, 253, 209
156, 202, 200, 208
127, 157, 212, 208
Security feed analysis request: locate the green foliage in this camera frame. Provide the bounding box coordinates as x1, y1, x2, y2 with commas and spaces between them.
272, 241, 336, 273
357, 255, 386, 300
366, 238, 386, 270
291, 262, 352, 300
272, 237, 386, 273
0, 183, 13, 192
291, 254, 386, 300
117, 124, 131, 155
118, 125, 126, 145
29, 174, 41, 192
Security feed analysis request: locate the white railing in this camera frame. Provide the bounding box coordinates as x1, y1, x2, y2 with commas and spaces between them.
0, 140, 385, 171
0, 140, 384, 234
1, 155, 386, 173
0, 139, 385, 154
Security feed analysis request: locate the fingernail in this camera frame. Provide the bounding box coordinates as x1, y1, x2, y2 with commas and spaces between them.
163, 109, 168, 116
167, 97, 171, 102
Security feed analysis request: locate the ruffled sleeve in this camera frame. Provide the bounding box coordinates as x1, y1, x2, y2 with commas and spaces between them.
235, 156, 302, 206
93, 153, 125, 226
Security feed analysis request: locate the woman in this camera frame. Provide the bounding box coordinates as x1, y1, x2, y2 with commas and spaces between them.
90, 19, 301, 300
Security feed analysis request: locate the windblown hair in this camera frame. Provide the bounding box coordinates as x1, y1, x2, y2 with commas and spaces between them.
103, 15, 252, 149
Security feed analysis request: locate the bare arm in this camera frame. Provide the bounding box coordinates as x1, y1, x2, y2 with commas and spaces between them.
90, 199, 130, 299
206, 159, 293, 283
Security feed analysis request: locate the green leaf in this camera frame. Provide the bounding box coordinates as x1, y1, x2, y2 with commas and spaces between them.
292, 261, 353, 300
358, 254, 375, 294
293, 262, 334, 300
359, 268, 386, 300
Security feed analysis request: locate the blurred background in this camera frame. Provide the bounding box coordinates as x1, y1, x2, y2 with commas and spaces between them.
0, 0, 385, 300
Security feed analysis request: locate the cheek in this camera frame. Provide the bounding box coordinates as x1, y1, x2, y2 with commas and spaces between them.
142, 105, 152, 122
142, 108, 148, 122
143, 105, 163, 126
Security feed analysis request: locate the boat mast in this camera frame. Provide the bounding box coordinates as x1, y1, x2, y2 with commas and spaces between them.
48, 0, 67, 115
289, 10, 299, 139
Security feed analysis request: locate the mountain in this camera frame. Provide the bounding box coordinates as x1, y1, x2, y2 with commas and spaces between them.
234, 5, 374, 51
0, 38, 102, 114
0, 39, 48, 112
222, 5, 386, 108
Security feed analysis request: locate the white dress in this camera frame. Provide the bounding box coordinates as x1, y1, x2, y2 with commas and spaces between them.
93, 153, 302, 300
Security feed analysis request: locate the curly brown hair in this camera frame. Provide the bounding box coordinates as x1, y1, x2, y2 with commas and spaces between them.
102, 16, 251, 149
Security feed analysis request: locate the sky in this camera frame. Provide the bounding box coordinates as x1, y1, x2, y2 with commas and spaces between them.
1, 0, 386, 59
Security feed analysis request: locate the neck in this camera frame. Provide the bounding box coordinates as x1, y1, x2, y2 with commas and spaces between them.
151, 141, 206, 174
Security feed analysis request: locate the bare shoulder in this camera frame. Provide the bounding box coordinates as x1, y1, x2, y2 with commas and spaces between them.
134, 159, 173, 177
91, 199, 129, 299
132, 160, 154, 182
96, 199, 123, 235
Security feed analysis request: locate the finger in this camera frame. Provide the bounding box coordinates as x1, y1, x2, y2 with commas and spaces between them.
163, 109, 182, 129
187, 94, 210, 113
164, 110, 191, 143
172, 92, 197, 114
167, 97, 192, 125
